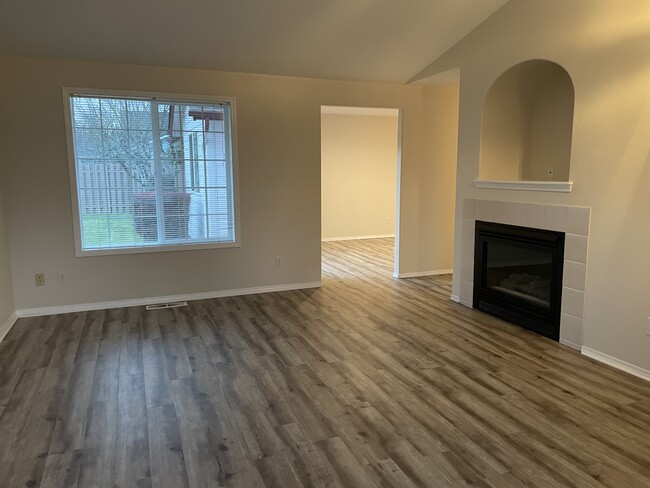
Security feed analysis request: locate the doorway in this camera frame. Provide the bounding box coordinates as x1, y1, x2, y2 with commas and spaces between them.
320, 105, 402, 277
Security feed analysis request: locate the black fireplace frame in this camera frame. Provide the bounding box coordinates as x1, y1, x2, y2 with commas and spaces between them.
473, 221, 565, 341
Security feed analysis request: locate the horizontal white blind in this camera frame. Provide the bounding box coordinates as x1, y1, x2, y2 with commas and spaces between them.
69, 95, 236, 251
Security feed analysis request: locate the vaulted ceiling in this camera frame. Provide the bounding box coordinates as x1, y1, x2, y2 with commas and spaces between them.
0, 0, 507, 83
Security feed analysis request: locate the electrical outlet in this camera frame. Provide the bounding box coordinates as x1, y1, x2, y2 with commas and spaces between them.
35, 273, 45, 286
385, 216, 390, 224
57, 272, 67, 284
275, 256, 283, 267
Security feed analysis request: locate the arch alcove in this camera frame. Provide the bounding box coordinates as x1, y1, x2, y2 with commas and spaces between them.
478, 60, 575, 191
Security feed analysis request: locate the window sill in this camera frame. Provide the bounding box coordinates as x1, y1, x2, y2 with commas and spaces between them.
75, 240, 240, 258
474, 180, 573, 193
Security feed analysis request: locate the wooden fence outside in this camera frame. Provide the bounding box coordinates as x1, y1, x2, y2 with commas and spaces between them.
78, 163, 145, 214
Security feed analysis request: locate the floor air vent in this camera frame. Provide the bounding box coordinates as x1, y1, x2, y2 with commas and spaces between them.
145, 301, 188, 310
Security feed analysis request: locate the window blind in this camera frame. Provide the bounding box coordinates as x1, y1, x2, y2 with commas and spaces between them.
68, 94, 236, 252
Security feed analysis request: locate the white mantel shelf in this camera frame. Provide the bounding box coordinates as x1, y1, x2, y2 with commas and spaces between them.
474, 180, 573, 193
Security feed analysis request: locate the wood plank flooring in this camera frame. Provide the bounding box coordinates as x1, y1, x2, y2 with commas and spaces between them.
1, 237, 649, 487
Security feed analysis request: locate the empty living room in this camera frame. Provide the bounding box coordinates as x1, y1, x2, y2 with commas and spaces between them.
0, 1, 649, 487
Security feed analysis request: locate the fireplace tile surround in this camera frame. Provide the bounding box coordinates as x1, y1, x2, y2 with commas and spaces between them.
458, 199, 591, 350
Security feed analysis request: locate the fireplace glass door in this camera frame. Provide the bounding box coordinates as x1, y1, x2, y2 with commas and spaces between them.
485, 239, 553, 307
474, 221, 564, 341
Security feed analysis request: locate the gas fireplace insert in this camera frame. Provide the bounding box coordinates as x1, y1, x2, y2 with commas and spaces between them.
473, 221, 565, 341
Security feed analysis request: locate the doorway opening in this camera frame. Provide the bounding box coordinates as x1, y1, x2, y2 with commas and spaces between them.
320, 105, 402, 279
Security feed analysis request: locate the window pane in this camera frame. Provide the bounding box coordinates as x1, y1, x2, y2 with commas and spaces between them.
204, 132, 226, 160
205, 161, 227, 187
128, 131, 154, 159
74, 129, 102, 159
126, 100, 152, 129
77, 159, 156, 248
102, 129, 131, 159
73, 97, 101, 128
100, 98, 127, 129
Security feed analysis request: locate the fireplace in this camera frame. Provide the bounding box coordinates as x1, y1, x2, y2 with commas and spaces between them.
473, 221, 565, 340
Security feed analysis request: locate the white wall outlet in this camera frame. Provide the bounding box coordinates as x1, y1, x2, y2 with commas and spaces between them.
35, 273, 45, 286
57, 272, 67, 284
275, 256, 283, 267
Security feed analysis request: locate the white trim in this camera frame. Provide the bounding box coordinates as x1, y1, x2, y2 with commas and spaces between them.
73, 240, 240, 257
321, 106, 399, 117
0, 312, 18, 342
460, 299, 473, 307
473, 180, 573, 193
322, 234, 394, 242
559, 338, 581, 351
16, 281, 322, 318
394, 269, 453, 279
450, 294, 461, 303
393, 109, 404, 281
581, 347, 650, 382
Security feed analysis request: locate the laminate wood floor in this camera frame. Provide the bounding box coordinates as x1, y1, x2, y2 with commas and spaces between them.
1, 238, 649, 487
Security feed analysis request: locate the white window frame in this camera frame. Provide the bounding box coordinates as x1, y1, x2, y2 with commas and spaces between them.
62, 87, 241, 257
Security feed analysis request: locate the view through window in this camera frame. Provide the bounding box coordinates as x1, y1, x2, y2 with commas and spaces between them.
65, 92, 238, 254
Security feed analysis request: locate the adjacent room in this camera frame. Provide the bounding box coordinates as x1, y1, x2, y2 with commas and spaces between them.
321, 105, 400, 276
0, 1, 649, 487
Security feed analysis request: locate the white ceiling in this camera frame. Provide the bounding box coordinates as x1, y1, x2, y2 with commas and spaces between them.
0, 0, 507, 84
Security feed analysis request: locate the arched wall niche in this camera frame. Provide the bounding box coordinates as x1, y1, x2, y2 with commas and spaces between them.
479, 60, 575, 185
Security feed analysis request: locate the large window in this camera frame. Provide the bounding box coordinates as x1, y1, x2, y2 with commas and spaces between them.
63, 89, 239, 256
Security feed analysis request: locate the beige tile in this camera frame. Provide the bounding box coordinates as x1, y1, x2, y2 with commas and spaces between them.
524, 203, 545, 229
463, 199, 477, 219
460, 259, 474, 282
461, 239, 475, 263
462, 219, 475, 241
560, 313, 583, 347
460, 280, 474, 307
563, 261, 586, 291
566, 207, 590, 236
562, 287, 585, 318
564, 234, 588, 264
476, 200, 496, 221
492, 201, 509, 224
544, 205, 567, 232
506, 203, 526, 226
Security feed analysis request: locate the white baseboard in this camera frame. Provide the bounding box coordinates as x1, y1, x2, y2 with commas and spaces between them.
394, 269, 453, 279
16, 281, 322, 318
322, 234, 394, 242
581, 346, 650, 382
0, 312, 18, 342
460, 299, 472, 307
450, 294, 461, 303
559, 338, 581, 351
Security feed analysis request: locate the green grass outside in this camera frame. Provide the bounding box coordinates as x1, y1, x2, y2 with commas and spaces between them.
82, 213, 145, 248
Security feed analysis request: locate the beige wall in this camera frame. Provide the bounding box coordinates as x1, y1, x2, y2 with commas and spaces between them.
416, 0, 650, 370
0, 55, 459, 310
419, 84, 459, 273
321, 113, 398, 239
527, 72, 574, 181
480, 65, 529, 180
0, 63, 16, 325
0, 182, 15, 326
